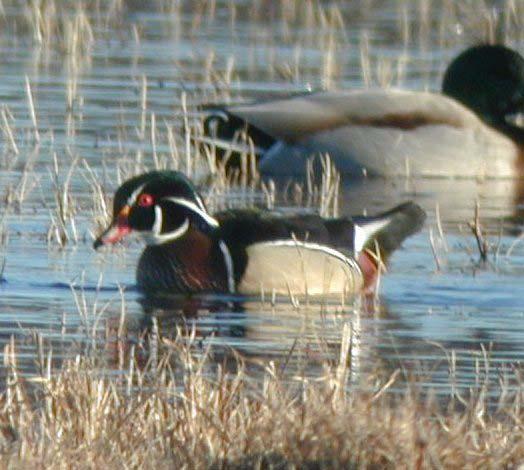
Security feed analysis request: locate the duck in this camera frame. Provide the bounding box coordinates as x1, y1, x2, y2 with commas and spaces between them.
202, 44, 524, 178
93, 171, 426, 296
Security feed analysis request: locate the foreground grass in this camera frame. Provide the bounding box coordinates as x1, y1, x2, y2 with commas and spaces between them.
0, 332, 523, 469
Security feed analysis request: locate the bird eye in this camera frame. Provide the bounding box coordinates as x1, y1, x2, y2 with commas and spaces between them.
137, 193, 154, 207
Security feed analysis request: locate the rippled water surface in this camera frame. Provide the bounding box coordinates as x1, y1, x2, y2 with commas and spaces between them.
2, 0, 524, 393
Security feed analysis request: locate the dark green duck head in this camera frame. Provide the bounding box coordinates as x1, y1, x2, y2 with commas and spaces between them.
93, 171, 218, 249
442, 44, 524, 127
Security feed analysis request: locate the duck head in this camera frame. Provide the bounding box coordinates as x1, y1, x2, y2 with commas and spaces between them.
442, 44, 524, 126
93, 171, 218, 249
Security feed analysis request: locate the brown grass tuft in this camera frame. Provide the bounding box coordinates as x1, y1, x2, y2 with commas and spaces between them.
0, 330, 524, 468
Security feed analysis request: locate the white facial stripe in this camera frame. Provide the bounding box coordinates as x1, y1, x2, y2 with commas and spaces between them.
152, 205, 163, 236
127, 183, 146, 206
195, 194, 206, 212
218, 240, 235, 293
143, 217, 190, 245
140, 196, 216, 246
163, 197, 219, 228
144, 205, 190, 245
139, 205, 184, 245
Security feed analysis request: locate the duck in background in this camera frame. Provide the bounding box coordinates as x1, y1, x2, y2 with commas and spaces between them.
93, 171, 425, 296
202, 45, 524, 178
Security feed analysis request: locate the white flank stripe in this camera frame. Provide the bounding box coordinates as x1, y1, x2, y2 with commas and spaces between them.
219, 240, 235, 293
238, 239, 362, 295
262, 240, 354, 266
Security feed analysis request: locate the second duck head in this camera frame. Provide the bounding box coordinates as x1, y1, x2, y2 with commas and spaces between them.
443, 44, 524, 128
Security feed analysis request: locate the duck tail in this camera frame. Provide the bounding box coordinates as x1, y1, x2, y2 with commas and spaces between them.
353, 201, 426, 262
196, 107, 274, 170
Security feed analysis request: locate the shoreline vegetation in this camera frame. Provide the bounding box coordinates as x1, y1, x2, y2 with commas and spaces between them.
2, 328, 524, 468
1, 0, 524, 467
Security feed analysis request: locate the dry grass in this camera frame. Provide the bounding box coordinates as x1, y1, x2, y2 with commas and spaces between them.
2, 0, 524, 244
2, 1, 524, 467
0, 329, 523, 469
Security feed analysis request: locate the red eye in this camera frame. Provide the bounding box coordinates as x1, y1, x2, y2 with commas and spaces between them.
138, 193, 154, 207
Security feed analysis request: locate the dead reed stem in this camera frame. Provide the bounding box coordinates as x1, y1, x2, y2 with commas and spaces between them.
469, 201, 489, 262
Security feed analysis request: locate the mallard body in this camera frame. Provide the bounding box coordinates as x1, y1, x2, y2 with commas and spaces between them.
203, 45, 524, 178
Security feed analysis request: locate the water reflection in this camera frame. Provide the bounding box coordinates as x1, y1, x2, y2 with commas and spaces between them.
140, 293, 365, 378
135, 285, 522, 397
137, 291, 449, 390
275, 175, 524, 227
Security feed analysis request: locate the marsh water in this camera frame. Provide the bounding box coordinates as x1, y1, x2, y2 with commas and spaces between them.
2, 0, 524, 394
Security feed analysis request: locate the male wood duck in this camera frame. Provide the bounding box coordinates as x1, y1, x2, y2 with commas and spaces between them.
202, 44, 524, 178
94, 171, 426, 296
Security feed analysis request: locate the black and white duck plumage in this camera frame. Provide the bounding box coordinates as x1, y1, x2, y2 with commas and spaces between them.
94, 171, 426, 296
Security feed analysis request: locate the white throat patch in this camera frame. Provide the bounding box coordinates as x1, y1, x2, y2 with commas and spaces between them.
142, 205, 190, 245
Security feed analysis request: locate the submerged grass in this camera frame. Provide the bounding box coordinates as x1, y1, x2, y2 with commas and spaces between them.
1, 329, 524, 468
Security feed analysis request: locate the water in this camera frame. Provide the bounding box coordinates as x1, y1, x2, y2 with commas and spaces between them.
1, 0, 524, 394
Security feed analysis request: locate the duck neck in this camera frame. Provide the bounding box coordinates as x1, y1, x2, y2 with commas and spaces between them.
492, 119, 524, 144
490, 119, 524, 177
137, 226, 229, 294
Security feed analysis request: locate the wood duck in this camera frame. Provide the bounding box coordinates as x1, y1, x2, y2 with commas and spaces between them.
202, 45, 524, 178
94, 171, 426, 296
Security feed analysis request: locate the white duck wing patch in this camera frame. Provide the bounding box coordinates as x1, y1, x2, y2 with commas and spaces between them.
238, 240, 363, 296
353, 218, 391, 254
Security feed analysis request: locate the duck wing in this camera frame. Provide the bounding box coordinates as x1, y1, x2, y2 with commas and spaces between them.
214, 209, 357, 295
210, 89, 480, 143
214, 203, 425, 294
206, 90, 517, 177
